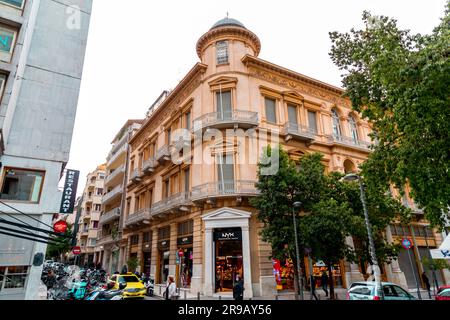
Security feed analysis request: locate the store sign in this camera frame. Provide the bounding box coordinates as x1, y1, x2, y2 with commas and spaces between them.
72, 246, 81, 255
53, 220, 68, 233
177, 236, 193, 246
158, 240, 170, 250
59, 170, 80, 214
214, 230, 242, 241
430, 249, 450, 260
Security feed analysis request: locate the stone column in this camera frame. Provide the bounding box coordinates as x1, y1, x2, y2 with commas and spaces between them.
242, 226, 254, 298
204, 227, 214, 296
385, 226, 408, 287
136, 232, 143, 273
344, 236, 364, 287
150, 228, 158, 280
191, 216, 203, 294
169, 223, 178, 279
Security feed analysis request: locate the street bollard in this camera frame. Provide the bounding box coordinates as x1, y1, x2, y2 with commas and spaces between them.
197, 292, 200, 300
184, 290, 187, 300
275, 294, 279, 301
219, 296, 222, 300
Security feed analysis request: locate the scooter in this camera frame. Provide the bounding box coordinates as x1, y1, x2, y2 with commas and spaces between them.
144, 278, 154, 297
85, 283, 126, 300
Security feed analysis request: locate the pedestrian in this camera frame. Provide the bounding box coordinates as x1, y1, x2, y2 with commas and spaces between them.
164, 276, 178, 300
422, 272, 432, 298
310, 276, 319, 300
233, 275, 244, 301
321, 271, 329, 297
45, 270, 56, 289
121, 265, 128, 274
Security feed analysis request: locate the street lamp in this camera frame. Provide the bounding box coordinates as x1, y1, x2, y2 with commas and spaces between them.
342, 173, 384, 300
292, 201, 304, 300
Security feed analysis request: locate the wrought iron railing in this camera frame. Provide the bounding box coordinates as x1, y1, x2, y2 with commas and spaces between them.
331, 134, 372, 149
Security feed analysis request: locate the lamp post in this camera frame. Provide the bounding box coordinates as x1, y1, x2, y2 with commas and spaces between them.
292, 201, 304, 300
342, 173, 384, 300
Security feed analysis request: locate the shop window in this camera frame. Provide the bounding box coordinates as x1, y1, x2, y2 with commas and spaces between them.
177, 220, 194, 288
1, 266, 28, 290
216, 41, 229, 65
0, 0, 25, 9
1, 168, 45, 203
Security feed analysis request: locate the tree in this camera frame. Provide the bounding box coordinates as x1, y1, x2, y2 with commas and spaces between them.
329, 3, 450, 228
46, 224, 73, 261
127, 256, 140, 273
252, 147, 410, 299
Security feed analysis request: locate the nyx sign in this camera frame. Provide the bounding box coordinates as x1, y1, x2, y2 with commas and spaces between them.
214, 230, 242, 241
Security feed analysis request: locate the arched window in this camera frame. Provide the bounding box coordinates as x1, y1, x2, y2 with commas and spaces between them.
332, 109, 341, 139
343, 159, 356, 174
349, 115, 359, 143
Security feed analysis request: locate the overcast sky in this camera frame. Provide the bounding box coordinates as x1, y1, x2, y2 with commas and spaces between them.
66, 0, 447, 195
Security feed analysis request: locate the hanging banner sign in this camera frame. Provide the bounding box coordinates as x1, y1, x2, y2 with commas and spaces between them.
59, 170, 80, 214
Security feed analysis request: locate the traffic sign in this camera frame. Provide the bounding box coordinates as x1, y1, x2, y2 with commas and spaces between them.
53, 220, 68, 233
72, 246, 81, 255
401, 238, 413, 250
178, 250, 184, 257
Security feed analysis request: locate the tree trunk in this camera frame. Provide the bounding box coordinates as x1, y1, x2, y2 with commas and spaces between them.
328, 263, 335, 300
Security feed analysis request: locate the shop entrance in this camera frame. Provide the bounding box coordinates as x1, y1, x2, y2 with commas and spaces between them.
214, 228, 243, 292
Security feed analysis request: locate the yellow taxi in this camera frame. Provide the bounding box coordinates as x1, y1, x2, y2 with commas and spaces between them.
108, 273, 146, 299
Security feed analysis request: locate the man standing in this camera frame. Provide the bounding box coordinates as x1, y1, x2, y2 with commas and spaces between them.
422, 272, 432, 299
233, 275, 244, 301
321, 271, 329, 297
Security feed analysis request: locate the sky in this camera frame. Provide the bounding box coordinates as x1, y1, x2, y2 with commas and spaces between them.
67, 0, 448, 195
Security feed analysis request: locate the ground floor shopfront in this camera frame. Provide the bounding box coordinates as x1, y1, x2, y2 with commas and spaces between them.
121, 206, 450, 298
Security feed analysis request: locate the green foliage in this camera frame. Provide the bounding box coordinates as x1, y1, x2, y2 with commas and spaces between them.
329, 3, 450, 228
46, 224, 73, 260
127, 256, 140, 272
422, 257, 450, 271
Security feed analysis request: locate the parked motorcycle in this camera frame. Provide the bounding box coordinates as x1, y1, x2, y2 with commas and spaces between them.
144, 277, 154, 297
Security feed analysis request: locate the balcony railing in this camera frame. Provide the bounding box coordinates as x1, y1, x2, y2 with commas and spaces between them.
330, 135, 372, 150
107, 144, 127, 166
105, 165, 125, 185
142, 158, 157, 175
193, 110, 259, 131
130, 168, 142, 183
156, 145, 171, 163
151, 191, 191, 217
191, 180, 259, 201
97, 234, 114, 245
282, 123, 317, 142
125, 208, 152, 227
99, 207, 121, 225
102, 185, 123, 204
108, 133, 128, 159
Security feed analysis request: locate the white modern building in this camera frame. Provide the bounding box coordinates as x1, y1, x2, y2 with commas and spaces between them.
0, 0, 92, 299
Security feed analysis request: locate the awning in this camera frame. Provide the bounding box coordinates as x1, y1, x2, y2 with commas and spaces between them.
430, 233, 450, 259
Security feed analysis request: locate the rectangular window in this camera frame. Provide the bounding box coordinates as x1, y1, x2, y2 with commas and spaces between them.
216, 91, 232, 119
265, 98, 277, 123
185, 111, 191, 131
0, 0, 25, 9
94, 204, 101, 212
96, 188, 103, 196
178, 220, 194, 236
1, 266, 28, 290
0, 25, 17, 62
143, 232, 151, 244
184, 168, 190, 192
89, 238, 97, 247
308, 111, 318, 133
287, 104, 298, 125
216, 41, 229, 64
163, 180, 170, 199
98, 174, 105, 180
158, 226, 170, 240
0, 73, 6, 103
92, 221, 99, 229
217, 154, 234, 193
167, 128, 172, 145
1, 168, 45, 203
130, 235, 139, 246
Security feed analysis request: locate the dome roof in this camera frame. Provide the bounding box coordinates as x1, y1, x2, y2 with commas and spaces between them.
211, 17, 246, 30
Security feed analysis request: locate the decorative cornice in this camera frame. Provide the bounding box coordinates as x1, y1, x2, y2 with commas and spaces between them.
196, 26, 261, 59
130, 63, 207, 147
242, 55, 351, 108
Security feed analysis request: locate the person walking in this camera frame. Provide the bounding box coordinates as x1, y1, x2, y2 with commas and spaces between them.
233, 275, 244, 301
310, 276, 319, 300
121, 265, 128, 274
321, 271, 329, 297
422, 272, 432, 299
165, 276, 178, 300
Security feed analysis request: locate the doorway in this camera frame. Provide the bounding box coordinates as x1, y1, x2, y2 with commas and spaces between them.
214, 228, 243, 292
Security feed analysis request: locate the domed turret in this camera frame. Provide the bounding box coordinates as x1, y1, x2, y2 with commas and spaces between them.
210, 17, 246, 30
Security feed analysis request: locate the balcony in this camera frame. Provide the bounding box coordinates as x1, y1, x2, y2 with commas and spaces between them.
97, 234, 115, 246
99, 207, 121, 225
151, 191, 191, 218
109, 133, 128, 157
191, 180, 259, 202
330, 135, 373, 151
107, 144, 127, 167
80, 230, 89, 237
85, 196, 93, 204
102, 185, 123, 205
141, 158, 157, 176
125, 208, 152, 227
105, 165, 125, 187
156, 145, 171, 164
282, 123, 317, 144
193, 110, 259, 131
130, 168, 142, 184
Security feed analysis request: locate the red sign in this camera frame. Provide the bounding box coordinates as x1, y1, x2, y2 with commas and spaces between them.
401, 238, 413, 250
178, 250, 184, 257
53, 220, 68, 233
72, 246, 81, 255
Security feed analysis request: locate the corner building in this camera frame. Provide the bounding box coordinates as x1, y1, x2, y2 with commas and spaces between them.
123, 18, 447, 298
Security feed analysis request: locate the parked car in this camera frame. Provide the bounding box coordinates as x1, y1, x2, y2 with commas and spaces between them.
436, 288, 450, 301
347, 282, 416, 300
107, 273, 146, 299
437, 285, 450, 294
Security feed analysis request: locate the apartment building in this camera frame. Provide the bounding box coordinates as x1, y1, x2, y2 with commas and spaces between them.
0, 0, 92, 299
122, 18, 448, 298
96, 120, 143, 274
75, 165, 105, 266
